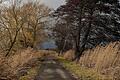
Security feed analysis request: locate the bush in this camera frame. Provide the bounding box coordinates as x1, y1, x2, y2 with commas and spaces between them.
63, 49, 75, 61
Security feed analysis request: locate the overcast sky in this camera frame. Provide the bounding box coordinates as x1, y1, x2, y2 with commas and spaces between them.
2, 0, 65, 10
40, 0, 65, 10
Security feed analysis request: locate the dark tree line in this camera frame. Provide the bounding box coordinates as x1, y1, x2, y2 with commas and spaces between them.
52, 0, 120, 60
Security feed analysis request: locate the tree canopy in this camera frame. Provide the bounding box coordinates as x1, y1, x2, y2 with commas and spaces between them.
52, 0, 120, 60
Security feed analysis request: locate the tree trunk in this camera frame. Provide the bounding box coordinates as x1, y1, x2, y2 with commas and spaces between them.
74, 9, 93, 61
5, 24, 23, 57
73, 8, 83, 60
5, 30, 19, 56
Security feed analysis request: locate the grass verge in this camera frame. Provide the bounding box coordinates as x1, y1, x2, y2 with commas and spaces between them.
19, 67, 39, 80
58, 57, 112, 80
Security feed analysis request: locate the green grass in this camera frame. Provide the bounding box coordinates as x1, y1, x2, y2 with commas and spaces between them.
19, 67, 39, 80
58, 57, 112, 80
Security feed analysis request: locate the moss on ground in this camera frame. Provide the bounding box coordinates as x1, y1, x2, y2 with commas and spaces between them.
19, 67, 39, 80
58, 57, 112, 80
19, 58, 42, 80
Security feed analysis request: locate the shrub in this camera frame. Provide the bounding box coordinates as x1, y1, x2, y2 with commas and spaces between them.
63, 49, 75, 61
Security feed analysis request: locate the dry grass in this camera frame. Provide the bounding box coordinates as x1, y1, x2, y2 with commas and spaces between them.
0, 48, 57, 80
62, 41, 120, 79
19, 67, 39, 80
79, 41, 120, 79
58, 57, 106, 80
63, 49, 75, 61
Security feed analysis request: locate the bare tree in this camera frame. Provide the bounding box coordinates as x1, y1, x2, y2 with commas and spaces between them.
21, 1, 51, 49
0, 0, 50, 56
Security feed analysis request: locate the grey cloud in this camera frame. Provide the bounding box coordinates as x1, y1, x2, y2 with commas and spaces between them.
40, 0, 65, 9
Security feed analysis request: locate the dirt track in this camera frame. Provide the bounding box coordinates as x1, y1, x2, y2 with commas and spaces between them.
35, 56, 76, 80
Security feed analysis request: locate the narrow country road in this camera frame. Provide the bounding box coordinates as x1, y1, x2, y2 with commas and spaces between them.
35, 56, 77, 80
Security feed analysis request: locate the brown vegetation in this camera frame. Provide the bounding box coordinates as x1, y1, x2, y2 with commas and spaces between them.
0, 0, 50, 56
79, 41, 120, 79
63, 41, 120, 79
63, 49, 75, 61
0, 1, 51, 79
0, 48, 56, 80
